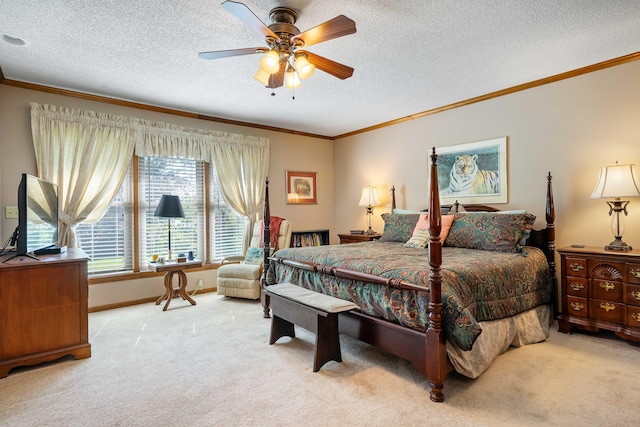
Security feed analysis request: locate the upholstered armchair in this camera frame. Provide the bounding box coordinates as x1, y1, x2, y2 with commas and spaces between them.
217, 219, 292, 300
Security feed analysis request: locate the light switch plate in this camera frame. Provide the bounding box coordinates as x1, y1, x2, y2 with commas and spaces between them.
5, 206, 19, 219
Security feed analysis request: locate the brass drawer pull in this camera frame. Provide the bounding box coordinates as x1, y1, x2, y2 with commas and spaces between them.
600, 302, 616, 312
632, 291, 640, 301
631, 268, 640, 279
569, 282, 584, 291
569, 262, 584, 272
632, 313, 640, 323
599, 281, 615, 292
570, 302, 585, 311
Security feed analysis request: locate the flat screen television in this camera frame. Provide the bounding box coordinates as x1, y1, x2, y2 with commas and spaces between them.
15, 173, 61, 257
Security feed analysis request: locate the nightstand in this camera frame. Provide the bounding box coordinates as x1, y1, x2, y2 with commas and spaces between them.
557, 246, 640, 342
338, 233, 382, 244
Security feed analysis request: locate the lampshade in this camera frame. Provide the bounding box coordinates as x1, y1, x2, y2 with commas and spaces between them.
154, 195, 185, 218
253, 68, 271, 86
591, 162, 640, 199
294, 55, 315, 80
285, 66, 301, 89
259, 50, 280, 74
358, 186, 381, 207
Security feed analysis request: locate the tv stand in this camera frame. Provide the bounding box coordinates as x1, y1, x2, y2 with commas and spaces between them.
0, 249, 91, 377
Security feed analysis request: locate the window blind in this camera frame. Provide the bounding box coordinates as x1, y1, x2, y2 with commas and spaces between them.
209, 165, 246, 261
139, 157, 205, 266
75, 168, 133, 274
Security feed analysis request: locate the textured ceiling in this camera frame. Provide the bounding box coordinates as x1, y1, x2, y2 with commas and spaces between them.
1, 1, 639, 138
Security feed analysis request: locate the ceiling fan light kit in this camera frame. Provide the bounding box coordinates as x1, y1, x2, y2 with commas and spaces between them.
259, 50, 281, 74
199, 1, 356, 93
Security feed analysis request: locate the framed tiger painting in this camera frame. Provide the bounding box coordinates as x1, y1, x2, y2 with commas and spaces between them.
435, 137, 508, 204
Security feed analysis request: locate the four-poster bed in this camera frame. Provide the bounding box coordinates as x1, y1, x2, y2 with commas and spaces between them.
259, 148, 556, 402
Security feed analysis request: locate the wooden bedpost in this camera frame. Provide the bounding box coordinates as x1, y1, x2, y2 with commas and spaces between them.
261, 177, 272, 318
390, 185, 396, 211
545, 172, 558, 317
426, 147, 446, 402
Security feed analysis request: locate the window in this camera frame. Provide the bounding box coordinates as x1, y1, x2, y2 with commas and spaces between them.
139, 156, 205, 265
77, 156, 246, 276
76, 169, 133, 274
209, 163, 246, 260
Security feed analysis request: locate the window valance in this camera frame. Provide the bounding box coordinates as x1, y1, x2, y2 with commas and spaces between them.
30, 103, 270, 162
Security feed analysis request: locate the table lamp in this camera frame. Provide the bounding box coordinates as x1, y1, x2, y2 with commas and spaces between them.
358, 186, 381, 235
154, 195, 184, 261
590, 161, 640, 251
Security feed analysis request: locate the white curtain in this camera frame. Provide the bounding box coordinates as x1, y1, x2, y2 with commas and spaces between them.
210, 134, 270, 250
30, 103, 270, 249
31, 103, 137, 248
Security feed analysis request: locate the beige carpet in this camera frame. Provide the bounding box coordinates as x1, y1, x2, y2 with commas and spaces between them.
1, 292, 639, 426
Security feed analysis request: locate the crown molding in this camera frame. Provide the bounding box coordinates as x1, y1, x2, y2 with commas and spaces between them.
333, 51, 640, 139
2, 51, 639, 141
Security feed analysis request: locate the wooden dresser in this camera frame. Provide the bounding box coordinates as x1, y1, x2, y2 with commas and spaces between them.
0, 249, 91, 377
338, 233, 381, 244
558, 246, 640, 342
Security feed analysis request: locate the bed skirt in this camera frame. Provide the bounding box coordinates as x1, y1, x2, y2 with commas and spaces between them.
446, 304, 552, 379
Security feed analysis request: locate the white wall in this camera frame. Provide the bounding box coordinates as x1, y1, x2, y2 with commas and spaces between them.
334, 60, 640, 252
0, 84, 334, 309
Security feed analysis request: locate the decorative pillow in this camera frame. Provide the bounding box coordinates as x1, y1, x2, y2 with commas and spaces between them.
379, 213, 420, 242
244, 247, 265, 265
404, 228, 430, 248
392, 208, 422, 215
444, 212, 536, 253
404, 214, 455, 248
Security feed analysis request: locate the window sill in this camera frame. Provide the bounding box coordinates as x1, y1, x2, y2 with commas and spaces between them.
88, 262, 223, 285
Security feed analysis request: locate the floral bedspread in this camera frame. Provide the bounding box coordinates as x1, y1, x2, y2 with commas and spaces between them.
267, 241, 552, 351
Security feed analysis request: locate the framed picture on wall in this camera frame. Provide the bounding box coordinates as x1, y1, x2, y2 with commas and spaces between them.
436, 137, 508, 204
286, 171, 317, 204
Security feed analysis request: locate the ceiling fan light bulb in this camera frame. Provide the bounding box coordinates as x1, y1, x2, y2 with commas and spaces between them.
294, 56, 315, 80
285, 69, 301, 89
253, 68, 271, 86
260, 50, 280, 74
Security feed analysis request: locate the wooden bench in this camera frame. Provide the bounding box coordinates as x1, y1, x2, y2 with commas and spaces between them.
264, 283, 359, 372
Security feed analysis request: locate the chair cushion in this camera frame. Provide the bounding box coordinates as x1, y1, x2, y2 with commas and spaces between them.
217, 263, 262, 280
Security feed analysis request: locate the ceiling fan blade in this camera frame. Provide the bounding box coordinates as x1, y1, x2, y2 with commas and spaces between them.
292, 15, 356, 47
222, 1, 279, 40
302, 51, 354, 80
198, 47, 263, 60
267, 62, 286, 88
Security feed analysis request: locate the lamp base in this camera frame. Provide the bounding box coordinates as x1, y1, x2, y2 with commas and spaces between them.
604, 237, 632, 252
365, 228, 377, 235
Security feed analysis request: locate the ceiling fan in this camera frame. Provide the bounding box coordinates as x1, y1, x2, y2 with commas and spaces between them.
198, 1, 357, 90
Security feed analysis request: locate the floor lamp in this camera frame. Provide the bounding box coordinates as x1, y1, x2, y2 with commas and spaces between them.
154, 195, 184, 261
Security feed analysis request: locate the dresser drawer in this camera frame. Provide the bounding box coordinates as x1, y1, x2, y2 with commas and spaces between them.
590, 299, 623, 324
566, 276, 588, 297
567, 296, 588, 317
628, 263, 640, 284
588, 259, 625, 281
627, 306, 640, 328
565, 257, 587, 277
591, 279, 623, 302
625, 283, 640, 307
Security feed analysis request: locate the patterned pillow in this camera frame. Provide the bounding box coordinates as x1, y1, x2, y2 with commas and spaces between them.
244, 247, 265, 264
379, 213, 420, 242
404, 228, 430, 248
444, 212, 536, 253
404, 214, 455, 248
